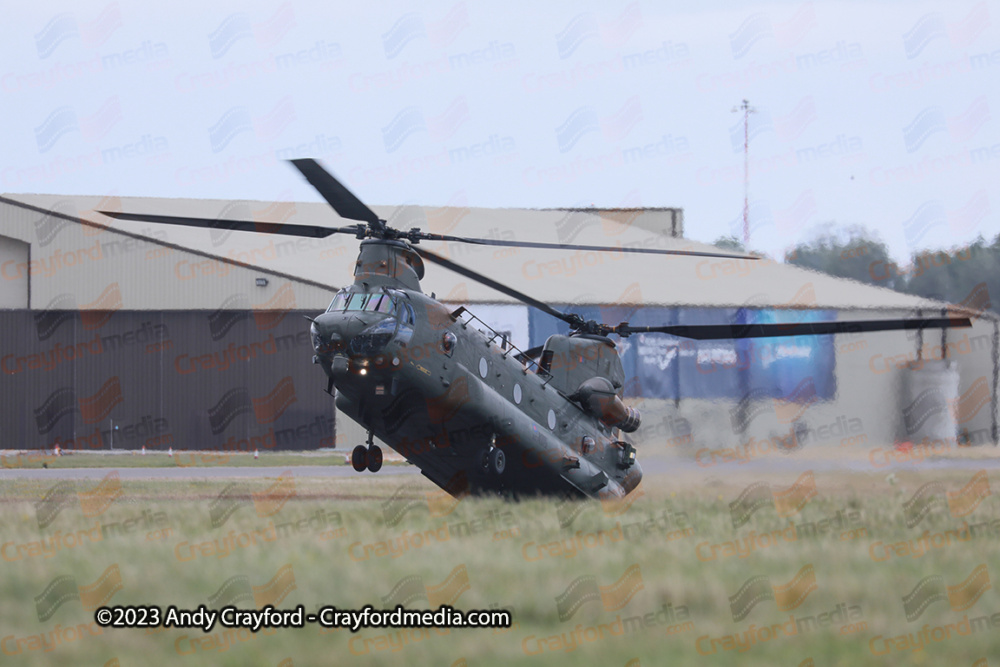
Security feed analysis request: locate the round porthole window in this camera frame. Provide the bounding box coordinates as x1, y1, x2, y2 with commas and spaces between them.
513, 384, 522, 404
547, 409, 556, 430
479, 357, 488, 378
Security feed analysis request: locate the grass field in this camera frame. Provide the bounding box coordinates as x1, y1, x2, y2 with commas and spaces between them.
1, 456, 998, 666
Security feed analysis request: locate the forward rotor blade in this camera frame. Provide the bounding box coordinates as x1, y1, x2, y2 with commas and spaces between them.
412, 246, 577, 326
100, 211, 363, 238
416, 232, 756, 260
289, 158, 383, 230
623, 317, 972, 340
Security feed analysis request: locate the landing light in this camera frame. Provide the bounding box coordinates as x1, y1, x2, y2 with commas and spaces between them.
359, 368, 368, 376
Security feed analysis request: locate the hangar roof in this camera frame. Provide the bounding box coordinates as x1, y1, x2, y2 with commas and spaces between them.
2, 193, 949, 313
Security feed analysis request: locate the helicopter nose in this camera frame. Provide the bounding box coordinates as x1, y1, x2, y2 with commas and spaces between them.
311, 313, 344, 355
312, 311, 383, 357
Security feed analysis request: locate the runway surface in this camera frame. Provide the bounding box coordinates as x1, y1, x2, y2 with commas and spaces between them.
0, 464, 420, 481
1, 452, 997, 480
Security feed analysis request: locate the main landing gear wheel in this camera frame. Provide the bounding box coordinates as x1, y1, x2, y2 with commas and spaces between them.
367, 445, 383, 473
490, 447, 506, 475
351, 445, 367, 472
482, 447, 505, 475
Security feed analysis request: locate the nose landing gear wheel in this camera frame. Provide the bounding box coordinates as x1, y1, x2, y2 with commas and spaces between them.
367, 445, 383, 473
351, 445, 368, 472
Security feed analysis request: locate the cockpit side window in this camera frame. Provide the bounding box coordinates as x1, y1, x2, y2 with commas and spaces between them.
327, 291, 348, 312
392, 301, 415, 345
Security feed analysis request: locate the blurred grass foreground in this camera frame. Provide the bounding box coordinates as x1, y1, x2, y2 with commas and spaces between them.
0, 462, 998, 667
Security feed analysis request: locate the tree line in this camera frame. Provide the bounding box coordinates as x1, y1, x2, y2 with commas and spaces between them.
713, 227, 996, 315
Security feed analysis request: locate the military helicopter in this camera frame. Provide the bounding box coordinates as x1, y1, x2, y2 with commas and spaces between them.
103, 159, 971, 500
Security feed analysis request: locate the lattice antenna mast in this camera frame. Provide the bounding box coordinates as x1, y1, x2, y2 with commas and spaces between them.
731, 99, 756, 246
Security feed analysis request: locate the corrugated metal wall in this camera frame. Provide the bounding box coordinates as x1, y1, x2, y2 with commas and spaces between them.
1, 196, 337, 311
1, 309, 335, 452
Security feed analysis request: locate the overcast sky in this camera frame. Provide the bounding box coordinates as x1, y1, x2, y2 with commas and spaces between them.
3, 0, 997, 263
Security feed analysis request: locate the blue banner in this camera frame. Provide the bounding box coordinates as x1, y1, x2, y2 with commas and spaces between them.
529, 307, 836, 401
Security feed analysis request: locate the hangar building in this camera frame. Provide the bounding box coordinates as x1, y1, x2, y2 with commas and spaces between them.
1, 192, 995, 456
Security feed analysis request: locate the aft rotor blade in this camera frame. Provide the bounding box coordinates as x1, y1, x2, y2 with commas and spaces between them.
417, 232, 757, 260
513, 345, 544, 363
100, 211, 363, 238
623, 317, 973, 340
289, 158, 383, 230
412, 246, 577, 326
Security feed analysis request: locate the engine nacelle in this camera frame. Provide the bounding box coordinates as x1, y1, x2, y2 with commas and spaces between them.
571, 377, 641, 433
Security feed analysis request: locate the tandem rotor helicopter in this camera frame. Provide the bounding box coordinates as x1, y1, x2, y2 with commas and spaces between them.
104, 159, 971, 500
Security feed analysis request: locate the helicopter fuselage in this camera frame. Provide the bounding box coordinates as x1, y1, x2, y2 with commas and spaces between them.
309, 240, 642, 499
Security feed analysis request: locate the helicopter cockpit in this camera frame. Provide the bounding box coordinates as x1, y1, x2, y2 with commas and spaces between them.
326, 287, 396, 315
314, 287, 414, 358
